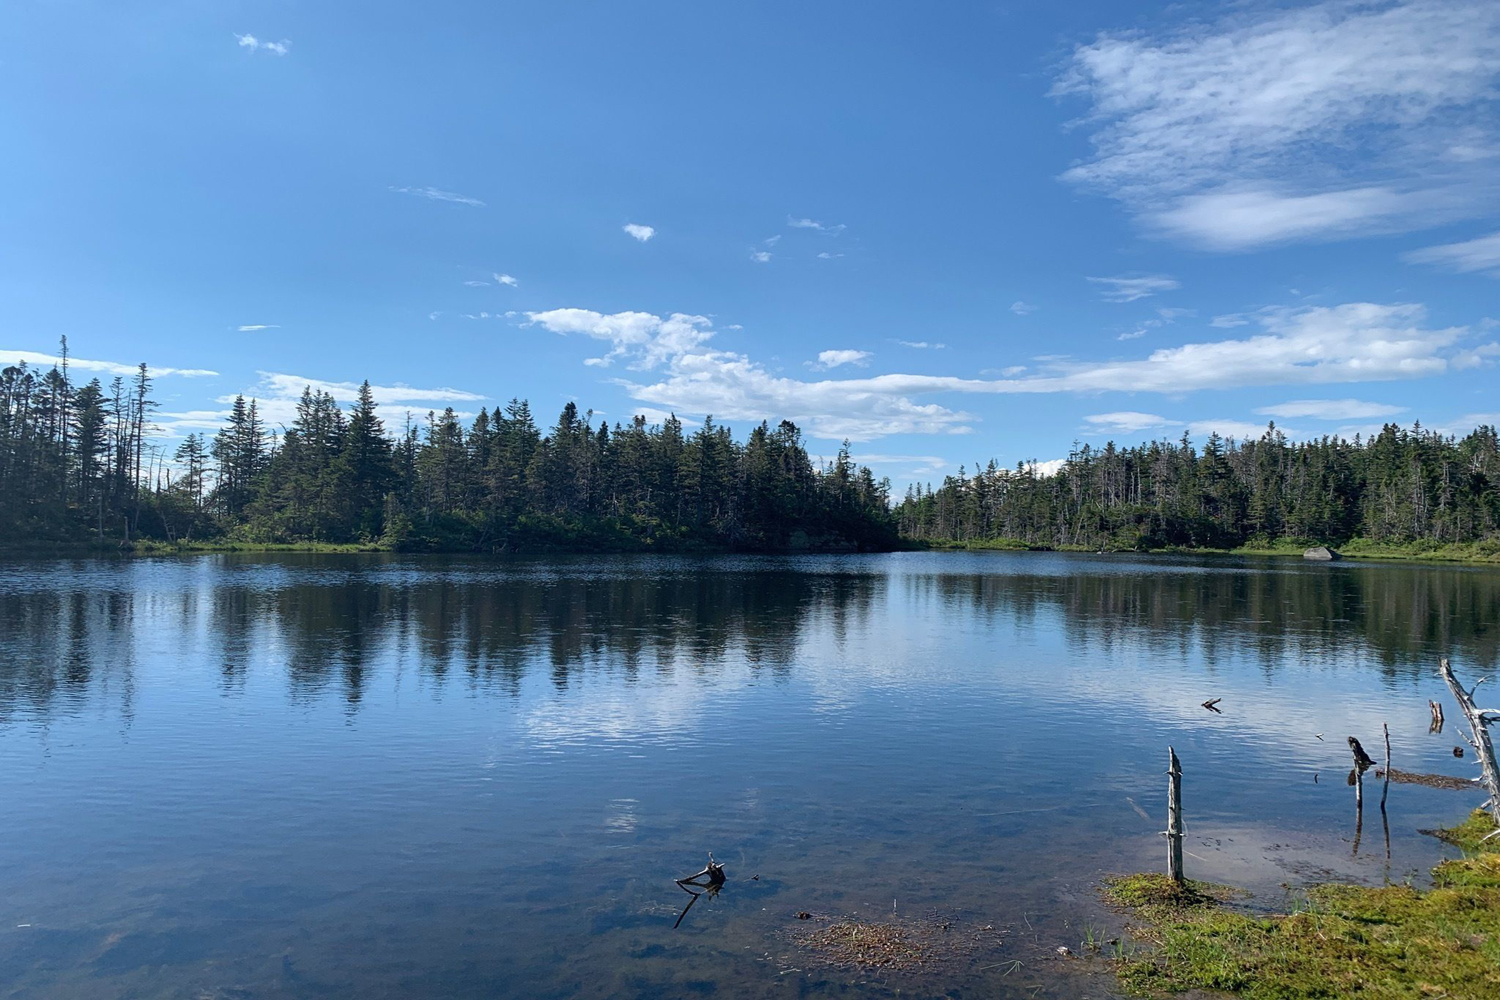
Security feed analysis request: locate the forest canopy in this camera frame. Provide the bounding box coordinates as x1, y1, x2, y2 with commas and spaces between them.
896, 425, 1500, 552
0, 348, 896, 552
3, 345, 1497, 554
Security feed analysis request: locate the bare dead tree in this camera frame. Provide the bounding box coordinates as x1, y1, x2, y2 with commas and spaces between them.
1438, 658, 1500, 834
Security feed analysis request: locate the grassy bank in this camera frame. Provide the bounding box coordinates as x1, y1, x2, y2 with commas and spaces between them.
1102, 809, 1500, 999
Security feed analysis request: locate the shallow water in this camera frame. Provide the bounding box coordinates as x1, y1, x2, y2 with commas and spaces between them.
1, 551, 1495, 999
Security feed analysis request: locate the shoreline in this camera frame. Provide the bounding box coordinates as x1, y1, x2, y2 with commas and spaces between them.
2, 536, 1498, 565
916, 538, 1500, 565
1101, 809, 1500, 998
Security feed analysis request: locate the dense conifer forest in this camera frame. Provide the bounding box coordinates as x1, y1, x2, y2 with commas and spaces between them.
895, 425, 1500, 551
0, 353, 897, 551
3, 349, 1498, 555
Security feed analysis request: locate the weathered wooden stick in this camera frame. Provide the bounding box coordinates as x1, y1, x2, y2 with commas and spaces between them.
1429, 700, 1445, 733
1166, 746, 1184, 884
1438, 658, 1500, 825
1381, 723, 1391, 813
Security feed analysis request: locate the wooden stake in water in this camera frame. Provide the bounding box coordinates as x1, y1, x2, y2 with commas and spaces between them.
1166, 746, 1184, 884
1381, 723, 1391, 813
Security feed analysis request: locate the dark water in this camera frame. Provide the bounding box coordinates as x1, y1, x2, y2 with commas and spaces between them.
1, 552, 1496, 999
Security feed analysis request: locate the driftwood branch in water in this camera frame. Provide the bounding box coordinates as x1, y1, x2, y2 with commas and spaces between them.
1429, 700, 1445, 733
672, 853, 727, 928
1439, 658, 1500, 826
1201, 698, 1222, 714
1375, 767, 1475, 791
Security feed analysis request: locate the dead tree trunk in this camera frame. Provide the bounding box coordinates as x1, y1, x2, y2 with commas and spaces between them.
1439, 658, 1500, 829
1166, 746, 1184, 883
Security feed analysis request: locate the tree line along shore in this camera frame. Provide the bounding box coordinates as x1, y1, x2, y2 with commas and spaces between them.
2, 351, 1498, 560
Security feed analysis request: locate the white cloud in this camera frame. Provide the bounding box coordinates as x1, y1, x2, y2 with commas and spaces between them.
0, 349, 217, 379
788, 217, 846, 233
810, 350, 872, 370
750, 250, 772, 263
1186, 419, 1282, 442
1010, 301, 1038, 316
623, 223, 655, 242
1054, 0, 1500, 248
621, 351, 976, 441
1210, 313, 1250, 328
1153, 186, 1415, 250
847, 453, 949, 476
895, 340, 945, 349
235, 34, 289, 56
1435, 412, 1500, 435
816, 252, 844, 259
1000, 365, 1027, 376
763, 235, 782, 246
1405, 230, 1500, 276
1256, 399, 1406, 420
237, 324, 279, 332
253, 373, 483, 406
1087, 274, 1179, 302
428, 311, 442, 321
525, 308, 714, 370
1084, 411, 1174, 434
390, 186, 485, 207
494, 272, 519, 287
1032, 459, 1067, 477
157, 373, 483, 438
1001, 303, 1481, 392
529, 299, 1487, 442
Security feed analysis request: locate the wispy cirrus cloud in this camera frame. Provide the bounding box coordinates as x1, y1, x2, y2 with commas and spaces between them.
1088, 274, 1179, 302
158, 372, 486, 437
1256, 399, 1406, 420
788, 216, 846, 234
895, 340, 945, 349
0, 349, 217, 379
1085, 411, 1294, 442
237, 324, 279, 332
1404, 230, 1500, 276
390, 186, 485, 207
1084, 411, 1174, 435
1010, 301, 1038, 316
750, 250, 773, 263
1054, 0, 1500, 249
235, 33, 289, 56
623, 223, 655, 242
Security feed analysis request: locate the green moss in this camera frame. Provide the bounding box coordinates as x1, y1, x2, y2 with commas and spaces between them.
1431, 810, 1500, 852
1104, 873, 1233, 911
1106, 812, 1500, 999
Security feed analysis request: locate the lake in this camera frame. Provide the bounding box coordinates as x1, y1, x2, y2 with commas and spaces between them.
1, 552, 1496, 999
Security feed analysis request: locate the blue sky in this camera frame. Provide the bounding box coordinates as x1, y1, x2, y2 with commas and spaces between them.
3, 0, 1498, 487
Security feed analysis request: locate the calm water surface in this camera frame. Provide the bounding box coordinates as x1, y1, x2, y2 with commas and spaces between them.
1, 552, 1496, 999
